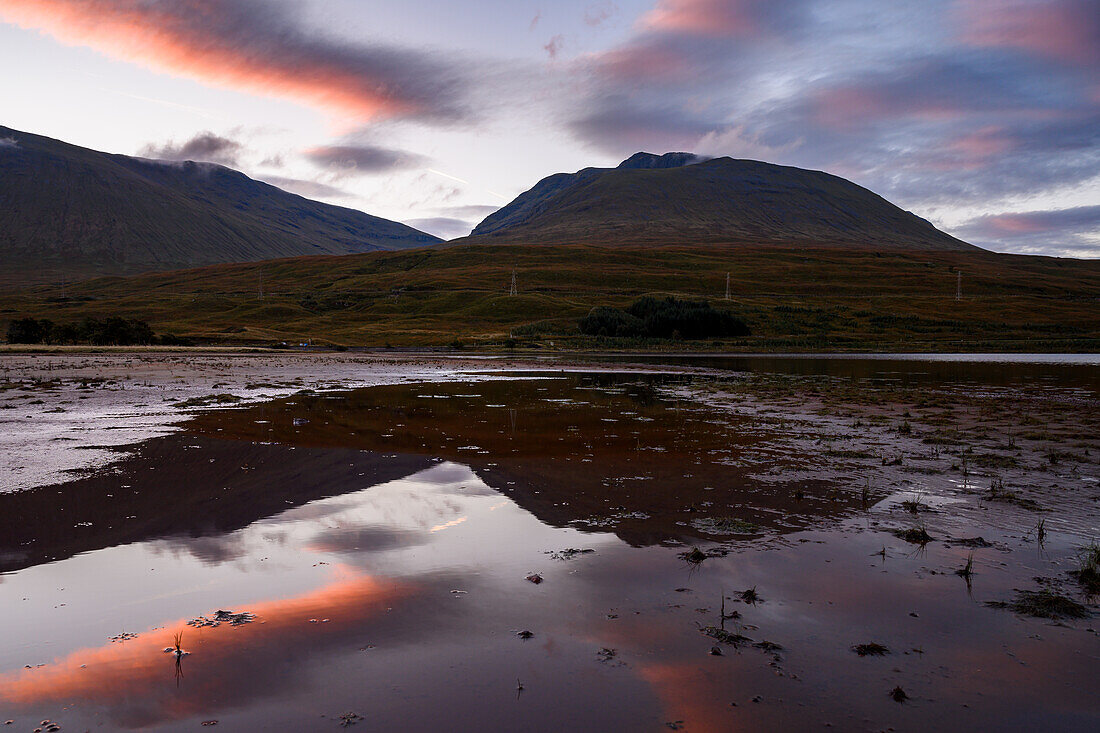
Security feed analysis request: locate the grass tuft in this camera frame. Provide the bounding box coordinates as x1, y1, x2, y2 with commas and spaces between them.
852, 642, 890, 656
985, 589, 1089, 619
1070, 543, 1100, 593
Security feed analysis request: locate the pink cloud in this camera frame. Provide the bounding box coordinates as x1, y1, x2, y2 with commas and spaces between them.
639, 0, 761, 37
981, 213, 1050, 234
948, 127, 1017, 159
544, 34, 565, 59
591, 43, 697, 82
957, 0, 1100, 68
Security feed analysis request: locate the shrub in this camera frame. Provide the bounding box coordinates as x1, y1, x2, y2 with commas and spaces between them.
579, 297, 750, 340
6, 317, 53, 344
5, 316, 156, 345
578, 306, 645, 337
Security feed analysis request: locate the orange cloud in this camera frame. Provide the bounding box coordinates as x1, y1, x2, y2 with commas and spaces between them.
0, 0, 461, 122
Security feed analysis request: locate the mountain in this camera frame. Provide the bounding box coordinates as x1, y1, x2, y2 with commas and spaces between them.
470, 152, 977, 251
0, 126, 441, 285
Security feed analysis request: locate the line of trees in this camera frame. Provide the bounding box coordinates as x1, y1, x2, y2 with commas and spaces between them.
579, 296, 751, 340
5, 316, 183, 345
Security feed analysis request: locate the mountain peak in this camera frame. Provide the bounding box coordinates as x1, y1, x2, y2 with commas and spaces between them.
616, 152, 703, 170
470, 154, 977, 251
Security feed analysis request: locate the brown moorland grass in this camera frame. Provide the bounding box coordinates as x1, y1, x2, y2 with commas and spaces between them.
1, 243, 1098, 349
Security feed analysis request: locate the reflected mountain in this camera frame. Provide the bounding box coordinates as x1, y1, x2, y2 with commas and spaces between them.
0, 374, 862, 574
0, 436, 433, 573
187, 374, 859, 545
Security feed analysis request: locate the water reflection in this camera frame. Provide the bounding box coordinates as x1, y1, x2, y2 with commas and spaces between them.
187, 375, 861, 546
1, 370, 1097, 731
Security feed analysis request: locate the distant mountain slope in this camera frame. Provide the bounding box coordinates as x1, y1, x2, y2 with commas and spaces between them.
0, 126, 440, 284
470, 152, 977, 251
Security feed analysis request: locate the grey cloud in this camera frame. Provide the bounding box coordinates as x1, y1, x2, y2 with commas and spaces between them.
139, 131, 242, 165
952, 205, 1100, 257
437, 204, 501, 219
405, 217, 476, 240
261, 176, 354, 199
305, 144, 428, 176
569, 98, 713, 154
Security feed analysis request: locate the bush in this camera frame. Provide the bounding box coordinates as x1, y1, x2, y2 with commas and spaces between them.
5, 316, 156, 345
578, 307, 645, 337
6, 318, 53, 344
579, 297, 750, 340
155, 333, 196, 347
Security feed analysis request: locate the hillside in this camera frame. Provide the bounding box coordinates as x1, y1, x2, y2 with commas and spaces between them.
0, 126, 441, 285
2, 243, 1097, 351
468, 152, 976, 251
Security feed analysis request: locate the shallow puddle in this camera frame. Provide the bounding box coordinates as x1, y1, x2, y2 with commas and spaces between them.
1, 366, 1097, 731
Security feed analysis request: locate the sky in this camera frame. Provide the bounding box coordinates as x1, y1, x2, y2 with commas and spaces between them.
0, 0, 1097, 256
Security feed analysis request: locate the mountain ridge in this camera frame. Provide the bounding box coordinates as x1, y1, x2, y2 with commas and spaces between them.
0, 125, 441, 284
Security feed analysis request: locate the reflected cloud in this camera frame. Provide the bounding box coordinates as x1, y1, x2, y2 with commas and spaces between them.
307, 524, 430, 554
0, 570, 413, 727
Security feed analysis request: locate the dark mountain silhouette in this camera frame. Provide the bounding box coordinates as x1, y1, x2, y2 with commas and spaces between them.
0, 126, 441, 284
469, 152, 977, 251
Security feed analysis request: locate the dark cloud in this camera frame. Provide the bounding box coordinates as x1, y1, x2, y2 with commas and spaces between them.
0, 136, 18, 149
404, 217, 476, 240
261, 176, 354, 199
139, 131, 242, 165
4, 0, 475, 123
953, 205, 1100, 257
304, 144, 428, 176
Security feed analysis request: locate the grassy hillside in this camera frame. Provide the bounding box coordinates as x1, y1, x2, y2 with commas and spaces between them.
2, 244, 1098, 351
0, 126, 440, 286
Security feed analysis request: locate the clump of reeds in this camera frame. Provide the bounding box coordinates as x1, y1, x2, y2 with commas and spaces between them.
1070, 542, 1100, 593
955, 552, 974, 580
985, 589, 1088, 619
894, 522, 933, 545
851, 642, 890, 657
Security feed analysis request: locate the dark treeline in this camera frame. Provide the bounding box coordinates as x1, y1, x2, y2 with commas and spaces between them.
579, 296, 751, 340
5, 316, 190, 346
